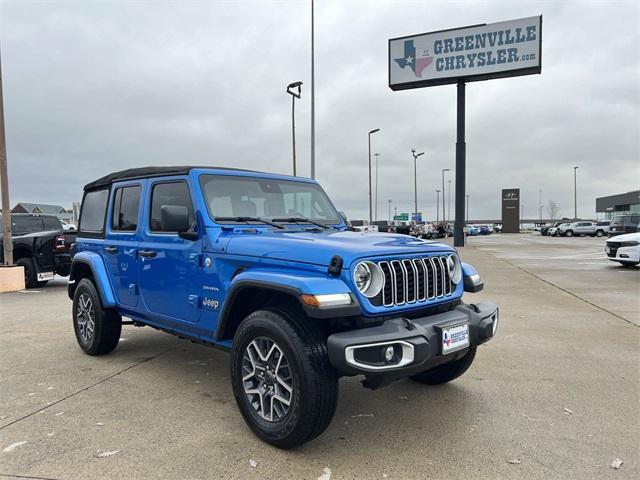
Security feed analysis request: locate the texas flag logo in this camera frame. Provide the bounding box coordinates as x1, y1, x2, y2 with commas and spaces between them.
394, 40, 433, 78
443, 332, 452, 347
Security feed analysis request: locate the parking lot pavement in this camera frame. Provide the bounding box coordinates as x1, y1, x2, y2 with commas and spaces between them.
466, 233, 640, 326
1, 240, 638, 480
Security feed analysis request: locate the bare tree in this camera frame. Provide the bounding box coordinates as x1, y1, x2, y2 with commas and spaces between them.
547, 199, 560, 220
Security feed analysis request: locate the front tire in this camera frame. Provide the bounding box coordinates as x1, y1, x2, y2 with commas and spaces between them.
230, 308, 338, 449
410, 347, 477, 385
72, 278, 122, 355
595, 230, 604, 237
565, 230, 573, 237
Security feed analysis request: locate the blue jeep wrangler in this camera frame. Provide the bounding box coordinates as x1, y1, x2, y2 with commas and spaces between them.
68, 166, 497, 448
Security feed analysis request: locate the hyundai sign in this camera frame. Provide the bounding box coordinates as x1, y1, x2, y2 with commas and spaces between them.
389, 16, 542, 90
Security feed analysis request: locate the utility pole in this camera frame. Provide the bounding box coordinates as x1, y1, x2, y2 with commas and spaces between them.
0, 50, 13, 265
374, 153, 380, 221
367, 129, 380, 223
286, 82, 302, 176
573, 166, 579, 220
441, 168, 450, 225
388, 199, 392, 221
436, 190, 440, 224
310, 0, 315, 179
411, 149, 424, 220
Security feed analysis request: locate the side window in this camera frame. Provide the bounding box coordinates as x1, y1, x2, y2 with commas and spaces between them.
43, 216, 62, 231
79, 189, 109, 234
12, 216, 44, 235
112, 185, 141, 232
149, 182, 194, 232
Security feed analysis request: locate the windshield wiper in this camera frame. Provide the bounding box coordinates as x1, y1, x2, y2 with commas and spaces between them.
214, 216, 285, 229
272, 217, 332, 229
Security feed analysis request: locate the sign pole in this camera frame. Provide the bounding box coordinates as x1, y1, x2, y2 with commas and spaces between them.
453, 80, 466, 247
0, 50, 13, 265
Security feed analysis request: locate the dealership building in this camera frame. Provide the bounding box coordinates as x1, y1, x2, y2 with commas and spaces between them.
595, 190, 640, 219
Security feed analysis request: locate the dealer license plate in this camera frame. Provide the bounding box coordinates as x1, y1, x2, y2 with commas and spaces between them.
441, 322, 470, 355
37, 271, 54, 281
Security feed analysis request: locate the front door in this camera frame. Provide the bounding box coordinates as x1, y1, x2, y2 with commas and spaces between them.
104, 182, 143, 307
138, 179, 201, 327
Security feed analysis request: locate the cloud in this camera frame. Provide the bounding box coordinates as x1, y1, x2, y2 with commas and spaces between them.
1, 0, 638, 221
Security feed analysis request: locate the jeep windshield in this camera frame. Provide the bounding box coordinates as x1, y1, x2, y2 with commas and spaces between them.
199, 175, 341, 227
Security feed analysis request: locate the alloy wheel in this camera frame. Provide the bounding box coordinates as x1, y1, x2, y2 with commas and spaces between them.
241, 336, 293, 422
76, 293, 95, 343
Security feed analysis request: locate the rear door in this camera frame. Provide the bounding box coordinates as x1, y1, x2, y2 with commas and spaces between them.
138, 178, 202, 326
104, 182, 144, 308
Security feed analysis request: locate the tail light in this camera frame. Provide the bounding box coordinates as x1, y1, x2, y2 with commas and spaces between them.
55, 235, 66, 251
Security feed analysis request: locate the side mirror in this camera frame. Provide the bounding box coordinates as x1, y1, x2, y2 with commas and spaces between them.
161, 205, 190, 233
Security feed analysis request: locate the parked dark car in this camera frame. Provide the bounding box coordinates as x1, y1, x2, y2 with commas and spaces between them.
479, 225, 491, 235
0, 213, 75, 288
608, 214, 640, 238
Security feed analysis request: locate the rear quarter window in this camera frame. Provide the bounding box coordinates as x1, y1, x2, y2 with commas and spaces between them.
79, 189, 110, 236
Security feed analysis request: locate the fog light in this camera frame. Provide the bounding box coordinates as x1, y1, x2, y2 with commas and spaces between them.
384, 345, 394, 362
492, 311, 499, 336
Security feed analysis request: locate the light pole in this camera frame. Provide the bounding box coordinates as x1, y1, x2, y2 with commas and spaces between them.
466, 194, 469, 225
521, 204, 524, 230
374, 153, 381, 221
538, 189, 543, 225
436, 190, 441, 224
286, 81, 302, 176
388, 199, 392, 221
447, 179, 452, 223
573, 166, 579, 220
310, 0, 315, 179
441, 168, 450, 225
411, 149, 424, 220
368, 129, 380, 223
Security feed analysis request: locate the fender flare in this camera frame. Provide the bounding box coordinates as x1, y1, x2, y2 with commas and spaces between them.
69, 251, 117, 307
214, 269, 359, 341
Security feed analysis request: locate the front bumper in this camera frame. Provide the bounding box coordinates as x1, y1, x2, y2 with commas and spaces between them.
327, 301, 498, 388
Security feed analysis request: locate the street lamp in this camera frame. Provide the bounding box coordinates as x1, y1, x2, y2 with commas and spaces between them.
447, 179, 452, 223
374, 153, 381, 221
388, 199, 392, 221
368, 129, 380, 223
573, 166, 579, 220
466, 194, 469, 225
411, 149, 424, 221
538, 189, 543, 225
441, 168, 450, 225
286, 81, 302, 176
436, 190, 441, 224
521, 203, 524, 230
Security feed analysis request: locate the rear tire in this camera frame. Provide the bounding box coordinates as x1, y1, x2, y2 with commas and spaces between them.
72, 278, 121, 355
16, 258, 38, 289
230, 308, 338, 449
410, 347, 477, 385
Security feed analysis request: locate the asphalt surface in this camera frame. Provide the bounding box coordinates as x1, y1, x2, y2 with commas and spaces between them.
1, 233, 638, 479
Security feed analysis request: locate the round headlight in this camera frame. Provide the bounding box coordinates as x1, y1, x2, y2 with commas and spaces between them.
353, 261, 384, 298
447, 254, 462, 284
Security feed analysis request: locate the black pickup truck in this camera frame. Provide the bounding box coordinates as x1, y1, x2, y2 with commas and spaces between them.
0, 213, 75, 288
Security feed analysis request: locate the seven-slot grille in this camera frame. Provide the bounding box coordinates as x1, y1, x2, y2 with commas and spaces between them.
369, 256, 455, 307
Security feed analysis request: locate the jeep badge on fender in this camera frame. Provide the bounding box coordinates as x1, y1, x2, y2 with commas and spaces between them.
68, 166, 498, 448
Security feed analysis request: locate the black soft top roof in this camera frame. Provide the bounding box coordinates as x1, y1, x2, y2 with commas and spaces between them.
83, 166, 256, 191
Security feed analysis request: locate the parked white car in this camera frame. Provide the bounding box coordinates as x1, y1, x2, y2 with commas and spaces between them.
605, 232, 640, 267
549, 223, 571, 236
349, 219, 378, 233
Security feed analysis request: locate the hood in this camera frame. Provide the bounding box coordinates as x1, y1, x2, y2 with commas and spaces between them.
216, 228, 454, 268
608, 232, 640, 242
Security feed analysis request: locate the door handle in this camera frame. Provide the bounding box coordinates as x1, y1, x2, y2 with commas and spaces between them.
104, 246, 118, 254
138, 249, 157, 258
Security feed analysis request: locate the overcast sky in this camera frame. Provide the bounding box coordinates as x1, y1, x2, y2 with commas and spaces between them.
1, 0, 638, 221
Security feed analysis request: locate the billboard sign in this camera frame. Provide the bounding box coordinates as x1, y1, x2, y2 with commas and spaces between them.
389, 16, 541, 90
